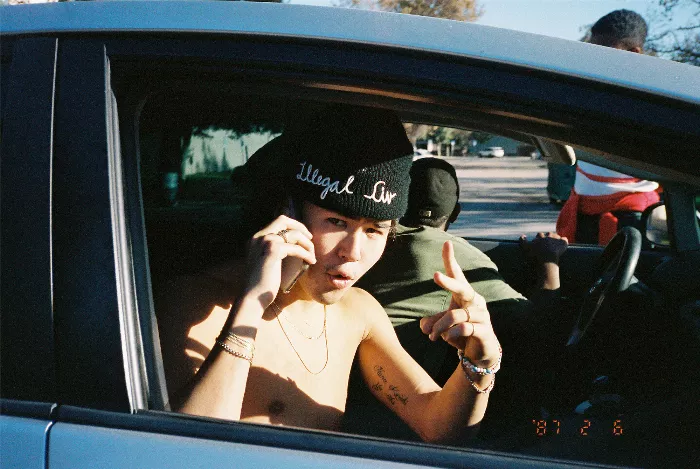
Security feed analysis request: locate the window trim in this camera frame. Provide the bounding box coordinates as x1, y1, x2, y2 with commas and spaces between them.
0, 37, 58, 403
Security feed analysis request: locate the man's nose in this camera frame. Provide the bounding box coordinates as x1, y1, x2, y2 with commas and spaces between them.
338, 231, 362, 262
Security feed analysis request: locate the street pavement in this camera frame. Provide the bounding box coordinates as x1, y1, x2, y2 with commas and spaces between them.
442, 156, 563, 240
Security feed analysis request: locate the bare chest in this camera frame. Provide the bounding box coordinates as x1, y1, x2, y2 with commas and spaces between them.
240, 317, 362, 430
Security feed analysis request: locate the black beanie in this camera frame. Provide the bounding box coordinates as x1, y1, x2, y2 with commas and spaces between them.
283, 104, 413, 221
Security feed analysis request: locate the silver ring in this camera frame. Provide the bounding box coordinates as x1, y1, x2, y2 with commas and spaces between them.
276, 229, 290, 243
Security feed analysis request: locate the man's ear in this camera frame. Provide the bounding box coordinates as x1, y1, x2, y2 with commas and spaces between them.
448, 203, 461, 224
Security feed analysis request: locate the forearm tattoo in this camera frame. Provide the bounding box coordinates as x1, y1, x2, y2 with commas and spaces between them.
372, 365, 408, 406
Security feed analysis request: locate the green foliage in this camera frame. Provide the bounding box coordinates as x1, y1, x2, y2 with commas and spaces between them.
469, 130, 493, 144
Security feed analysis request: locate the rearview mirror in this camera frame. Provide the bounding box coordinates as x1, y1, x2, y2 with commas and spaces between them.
642, 202, 670, 247
532, 137, 576, 165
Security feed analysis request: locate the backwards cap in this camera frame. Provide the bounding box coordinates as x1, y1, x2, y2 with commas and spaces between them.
404, 157, 459, 222
283, 104, 413, 221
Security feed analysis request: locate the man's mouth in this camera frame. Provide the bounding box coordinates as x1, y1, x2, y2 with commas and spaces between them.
326, 269, 356, 289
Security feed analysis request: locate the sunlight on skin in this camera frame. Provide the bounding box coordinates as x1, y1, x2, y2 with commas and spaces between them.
186, 304, 232, 371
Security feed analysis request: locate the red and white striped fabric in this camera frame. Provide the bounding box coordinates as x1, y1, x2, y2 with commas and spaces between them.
556, 162, 660, 245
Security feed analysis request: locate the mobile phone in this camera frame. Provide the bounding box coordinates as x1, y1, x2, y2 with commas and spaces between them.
279, 199, 309, 294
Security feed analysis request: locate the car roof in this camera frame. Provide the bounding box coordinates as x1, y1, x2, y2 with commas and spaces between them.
2, 1, 700, 105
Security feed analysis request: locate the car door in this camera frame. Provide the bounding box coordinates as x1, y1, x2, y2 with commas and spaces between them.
12, 32, 535, 469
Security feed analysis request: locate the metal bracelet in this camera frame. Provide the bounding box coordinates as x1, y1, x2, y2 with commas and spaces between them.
216, 339, 253, 363
218, 331, 255, 354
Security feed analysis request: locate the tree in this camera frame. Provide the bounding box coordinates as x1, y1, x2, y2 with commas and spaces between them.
647, 0, 700, 65
340, 0, 483, 22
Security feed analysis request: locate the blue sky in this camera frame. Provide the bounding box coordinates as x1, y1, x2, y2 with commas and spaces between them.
287, 0, 690, 42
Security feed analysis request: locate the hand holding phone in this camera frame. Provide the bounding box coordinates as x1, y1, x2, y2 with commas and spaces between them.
280, 259, 309, 293
279, 199, 310, 294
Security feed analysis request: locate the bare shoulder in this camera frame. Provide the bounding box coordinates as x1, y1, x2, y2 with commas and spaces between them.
340, 287, 386, 316
339, 287, 393, 340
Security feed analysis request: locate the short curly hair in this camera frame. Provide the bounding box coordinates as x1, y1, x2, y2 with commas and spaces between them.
590, 9, 647, 49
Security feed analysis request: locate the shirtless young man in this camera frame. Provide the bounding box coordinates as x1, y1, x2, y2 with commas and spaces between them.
173, 105, 502, 443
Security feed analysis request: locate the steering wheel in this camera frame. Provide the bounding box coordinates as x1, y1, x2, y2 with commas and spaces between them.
566, 226, 642, 347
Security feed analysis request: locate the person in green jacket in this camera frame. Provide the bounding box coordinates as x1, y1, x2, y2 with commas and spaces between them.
358, 157, 567, 368
350, 157, 568, 440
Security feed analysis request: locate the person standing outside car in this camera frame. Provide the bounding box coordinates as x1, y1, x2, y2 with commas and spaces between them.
172, 105, 502, 443
556, 9, 660, 245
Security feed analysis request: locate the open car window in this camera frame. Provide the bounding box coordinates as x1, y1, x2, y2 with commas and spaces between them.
132, 85, 695, 468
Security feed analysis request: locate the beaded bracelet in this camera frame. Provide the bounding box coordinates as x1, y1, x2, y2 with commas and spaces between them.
216, 339, 253, 363
461, 368, 495, 394
457, 345, 502, 375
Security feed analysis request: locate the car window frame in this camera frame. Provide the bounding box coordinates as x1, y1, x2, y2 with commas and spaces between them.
0, 36, 58, 404
51, 37, 131, 411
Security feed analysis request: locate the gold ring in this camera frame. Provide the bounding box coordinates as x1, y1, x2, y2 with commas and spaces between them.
464, 307, 471, 323
276, 229, 290, 243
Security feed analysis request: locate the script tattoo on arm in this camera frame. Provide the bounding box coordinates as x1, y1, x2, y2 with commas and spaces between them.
389, 385, 408, 406
372, 365, 408, 406
374, 365, 388, 383
371, 365, 387, 393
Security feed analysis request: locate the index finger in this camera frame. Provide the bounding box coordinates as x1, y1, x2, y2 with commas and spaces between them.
442, 240, 467, 283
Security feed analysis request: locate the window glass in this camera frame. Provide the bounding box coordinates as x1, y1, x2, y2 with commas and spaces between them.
411, 130, 664, 246
139, 94, 326, 277
0, 39, 14, 140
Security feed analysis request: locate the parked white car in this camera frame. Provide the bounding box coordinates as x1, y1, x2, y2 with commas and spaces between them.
478, 146, 505, 157
412, 148, 432, 160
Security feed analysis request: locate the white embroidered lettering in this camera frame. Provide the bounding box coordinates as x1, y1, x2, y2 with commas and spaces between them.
364, 181, 397, 205
320, 178, 336, 199
296, 162, 355, 199
296, 162, 308, 180
342, 176, 355, 195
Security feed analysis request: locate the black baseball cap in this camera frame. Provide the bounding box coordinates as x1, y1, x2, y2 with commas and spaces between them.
404, 157, 459, 221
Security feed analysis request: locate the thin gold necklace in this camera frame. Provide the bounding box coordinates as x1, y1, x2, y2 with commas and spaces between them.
270, 301, 326, 340
272, 302, 329, 375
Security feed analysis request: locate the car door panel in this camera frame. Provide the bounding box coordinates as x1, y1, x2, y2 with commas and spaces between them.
46, 406, 595, 469
0, 416, 51, 469
0, 401, 56, 469
48, 422, 437, 469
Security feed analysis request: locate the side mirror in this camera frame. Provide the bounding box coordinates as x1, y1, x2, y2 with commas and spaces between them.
641, 202, 670, 248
